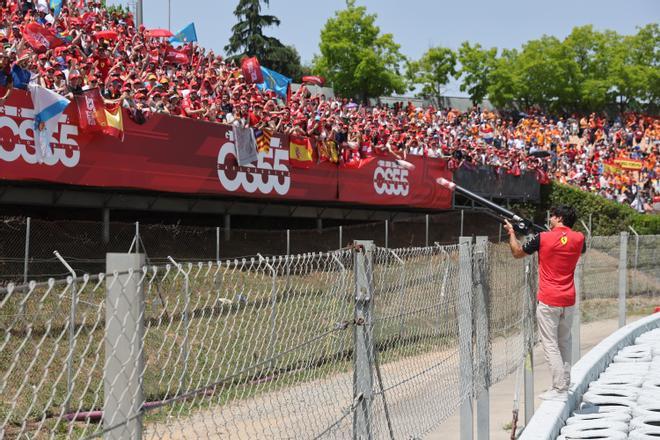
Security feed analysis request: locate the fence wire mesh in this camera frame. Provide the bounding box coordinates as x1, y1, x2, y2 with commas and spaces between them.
1, 233, 657, 439
581, 234, 659, 323
0, 213, 506, 287
369, 244, 464, 439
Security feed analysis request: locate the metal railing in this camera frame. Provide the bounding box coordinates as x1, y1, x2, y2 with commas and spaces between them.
0, 233, 657, 439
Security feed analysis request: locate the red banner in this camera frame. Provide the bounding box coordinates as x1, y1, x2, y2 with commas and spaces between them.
165, 48, 189, 64
73, 88, 107, 132
241, 57, 263, 84
0, 90, 451, 210
338, 155, 452, 209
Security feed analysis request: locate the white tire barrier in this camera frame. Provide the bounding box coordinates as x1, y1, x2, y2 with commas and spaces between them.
630, 415, 660, 430
629, 426, 660, 439
566, 410, 631, 424
560, 419, 630, 435
556, 429, 628, 439
634, 404, 660, 418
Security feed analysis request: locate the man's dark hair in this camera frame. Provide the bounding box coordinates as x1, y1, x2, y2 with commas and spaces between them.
551, 205, 577, 228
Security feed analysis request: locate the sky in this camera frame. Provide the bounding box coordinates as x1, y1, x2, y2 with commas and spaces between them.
108, 0, 659, 96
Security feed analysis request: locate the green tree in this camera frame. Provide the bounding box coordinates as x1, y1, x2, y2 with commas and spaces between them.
608, 24, 660, 112
224, 0, 303, 79
266, 45, 306, 80
406, 47, 457, 100
313, 0, 406, 101
457, 42, 497, 106
487, 49, 520, 109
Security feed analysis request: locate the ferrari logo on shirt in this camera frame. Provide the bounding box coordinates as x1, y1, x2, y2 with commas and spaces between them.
560, 236, 568, 245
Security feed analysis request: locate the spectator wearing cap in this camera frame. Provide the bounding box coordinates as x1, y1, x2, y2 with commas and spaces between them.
182, 92, 204, 119
66, 71, 85, 98
0, 50, 13, 104
91, 45, 112, 81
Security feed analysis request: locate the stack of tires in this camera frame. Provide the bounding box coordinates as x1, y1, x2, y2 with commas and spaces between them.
558, 328, 660, 440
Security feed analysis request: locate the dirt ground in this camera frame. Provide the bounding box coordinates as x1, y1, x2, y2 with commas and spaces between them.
142, 316, 645, 439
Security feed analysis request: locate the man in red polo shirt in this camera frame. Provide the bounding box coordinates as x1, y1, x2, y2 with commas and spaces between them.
504, 205, 585, 401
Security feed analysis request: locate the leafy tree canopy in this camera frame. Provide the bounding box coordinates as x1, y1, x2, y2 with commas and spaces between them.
406, 46, 457, 100
313, 0, 406, 101
225, 0, 304, 79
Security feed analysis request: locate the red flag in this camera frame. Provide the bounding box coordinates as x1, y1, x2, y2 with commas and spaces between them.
165, 48, 189, 64
93, 30, 119, 41
80, 11, 97, 27
74, 88, 107, 132
342, 156, 375, 169
302, 76, 325, 86
241, 57, 263, 84
23, 23, 67, 53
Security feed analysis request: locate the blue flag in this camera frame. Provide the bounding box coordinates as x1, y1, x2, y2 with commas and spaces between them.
49, 0, 63, 16
257, 67, 292, 101
169, 23, 197, 44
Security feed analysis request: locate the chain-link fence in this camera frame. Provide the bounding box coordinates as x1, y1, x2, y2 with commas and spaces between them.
580, 234, 659, 324
0, 232, 657, 439
0, 213, 507, 286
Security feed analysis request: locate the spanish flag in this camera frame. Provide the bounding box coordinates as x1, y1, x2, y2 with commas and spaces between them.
103, 103, 124, 141
289, 135, 313, 168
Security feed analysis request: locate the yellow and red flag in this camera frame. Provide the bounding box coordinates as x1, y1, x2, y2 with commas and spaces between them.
103, 102, 124, 141
255, 128, 272, 153
318, 139, 339, 164
289, 135, 314, 168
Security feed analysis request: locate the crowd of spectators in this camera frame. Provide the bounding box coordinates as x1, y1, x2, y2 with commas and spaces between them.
0, 0, 657, 211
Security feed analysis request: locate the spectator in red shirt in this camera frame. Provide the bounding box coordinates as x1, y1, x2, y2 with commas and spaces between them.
504, 205, 586, 401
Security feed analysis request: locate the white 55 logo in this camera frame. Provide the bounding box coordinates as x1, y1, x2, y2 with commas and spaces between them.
217, 137, 290, 195
373, 160, 409, 196
0, 106, 80, 167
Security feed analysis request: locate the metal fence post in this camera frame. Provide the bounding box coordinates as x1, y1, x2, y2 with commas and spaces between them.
385, 220, 389, 249
352, 240, 374, 440
524, 257, 535, 425
618, 232, 628, 328
425, 214, 429, 247
216, 226, 220, 261
628, 226, 639, 296
53, 251, 77, 414
23, 217, 30, 286
474, 236, 490, 440
339, 225, 343, 250
135, 222, 140, 255
103, 208, 110, 245
571, 256, 583, 364
460, 210, 464, 238
458, 236, 473, 440
286, 230, 291, 293
104, 252, 145, 440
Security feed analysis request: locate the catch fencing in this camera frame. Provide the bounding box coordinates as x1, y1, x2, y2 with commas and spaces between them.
0, 213, 504, 286
0, 233, 657, 439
